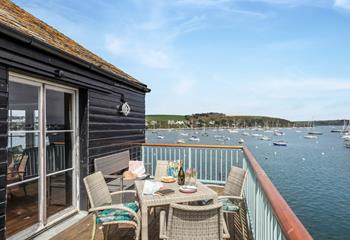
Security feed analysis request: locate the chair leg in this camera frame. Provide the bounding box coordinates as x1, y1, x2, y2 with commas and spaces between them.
103, 225, 110, 240
91, 215, 97, 240
135, 224, 140, 240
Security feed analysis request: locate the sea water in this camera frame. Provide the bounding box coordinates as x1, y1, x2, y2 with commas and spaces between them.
146, 126, 350, 240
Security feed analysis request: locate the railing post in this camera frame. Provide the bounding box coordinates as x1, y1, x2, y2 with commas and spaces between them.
188, 147, 192, 169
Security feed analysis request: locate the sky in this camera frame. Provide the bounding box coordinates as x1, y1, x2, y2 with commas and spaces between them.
13, 0, 350, 121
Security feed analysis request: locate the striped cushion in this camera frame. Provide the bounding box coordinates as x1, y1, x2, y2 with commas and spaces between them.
96, 202, 139, 224
220, 199, 240, 212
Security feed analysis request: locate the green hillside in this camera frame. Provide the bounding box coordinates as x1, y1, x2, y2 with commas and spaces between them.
146, 115, 186, 121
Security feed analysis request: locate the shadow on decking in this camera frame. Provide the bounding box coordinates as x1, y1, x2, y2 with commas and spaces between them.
52, 202, 252, 240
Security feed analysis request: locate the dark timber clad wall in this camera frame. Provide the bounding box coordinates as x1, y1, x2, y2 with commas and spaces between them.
88, 88, 145, 173
0, 65, 8, 240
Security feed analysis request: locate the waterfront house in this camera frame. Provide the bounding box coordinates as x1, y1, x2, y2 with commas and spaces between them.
0, 1, 149, 239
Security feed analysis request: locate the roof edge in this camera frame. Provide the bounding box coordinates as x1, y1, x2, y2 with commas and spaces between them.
0, 22, 151, 93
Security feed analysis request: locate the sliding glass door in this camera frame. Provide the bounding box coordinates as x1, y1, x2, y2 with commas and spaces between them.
6, 73, 78, 238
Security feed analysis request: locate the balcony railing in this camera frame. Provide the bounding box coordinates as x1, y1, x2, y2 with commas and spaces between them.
142, 143, 312, 240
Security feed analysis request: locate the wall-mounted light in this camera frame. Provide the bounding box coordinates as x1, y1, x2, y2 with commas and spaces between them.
119, 94, 131, 116
54, 69, 65, 78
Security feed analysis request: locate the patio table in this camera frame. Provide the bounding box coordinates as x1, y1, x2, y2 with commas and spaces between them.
135, 180, 218, 240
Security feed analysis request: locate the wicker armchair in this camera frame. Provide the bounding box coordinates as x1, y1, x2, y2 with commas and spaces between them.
159, 203, 230, 240
206, 166, 247, 236
83, 171, 141, 240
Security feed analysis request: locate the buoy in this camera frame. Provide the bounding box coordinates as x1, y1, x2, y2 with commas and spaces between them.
302, 157, 306, 161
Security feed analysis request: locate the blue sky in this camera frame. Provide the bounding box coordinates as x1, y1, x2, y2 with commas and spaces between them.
14, 0, 350, 121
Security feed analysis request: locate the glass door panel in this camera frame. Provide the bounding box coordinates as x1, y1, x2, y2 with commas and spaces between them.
7, 81, 41, 238
45, 88, 75, 221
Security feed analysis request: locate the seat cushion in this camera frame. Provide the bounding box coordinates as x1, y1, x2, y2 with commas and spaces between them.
96, 202, 139, 224
220, 199, 240, 212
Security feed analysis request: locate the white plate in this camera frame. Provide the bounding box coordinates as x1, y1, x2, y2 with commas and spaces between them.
179, 185, 197, 193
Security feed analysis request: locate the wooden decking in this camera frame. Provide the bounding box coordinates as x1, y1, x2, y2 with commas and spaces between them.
52, 203, 251, 240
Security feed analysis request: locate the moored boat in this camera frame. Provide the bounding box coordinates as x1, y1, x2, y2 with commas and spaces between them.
308, 131, 323, 135
238, 139, 245, 144
189, 136, 200, 142
273, 141, 287, 146
177, 139, 185, 144
304, 135, 318, 139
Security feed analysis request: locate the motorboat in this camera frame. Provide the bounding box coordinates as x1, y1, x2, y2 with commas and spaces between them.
189, 136, 200, 142
180, 133, 189, 136
238, 139, 245, 144
157, 135, 164, 139
273, 141, 287, 146
308, 131, 323, 135
304, 135, 318, 139
177, 139, 185, 144
252, 133, 263, 137
274, 131, 285, 136
260, 136, 271, 141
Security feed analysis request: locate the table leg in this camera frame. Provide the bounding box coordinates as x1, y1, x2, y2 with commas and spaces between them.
141, 205, 148, 240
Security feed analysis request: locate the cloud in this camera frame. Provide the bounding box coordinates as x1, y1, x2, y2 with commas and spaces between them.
334, 0, 350, 10
105, 35, 170, 69
174, 78, 196, 95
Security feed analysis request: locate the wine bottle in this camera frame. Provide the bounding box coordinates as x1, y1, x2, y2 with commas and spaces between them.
177, 160, 185, 185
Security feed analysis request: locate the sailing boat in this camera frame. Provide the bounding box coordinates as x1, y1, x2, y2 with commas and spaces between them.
308, 120, 323, 135
331, 120, 349, 133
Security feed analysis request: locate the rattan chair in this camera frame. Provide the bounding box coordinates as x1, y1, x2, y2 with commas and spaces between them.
83, 171, 140, 240
206, 166, 247, 237
159, 203, 230, 240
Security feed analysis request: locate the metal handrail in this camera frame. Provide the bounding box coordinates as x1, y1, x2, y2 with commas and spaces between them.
142, 143, 313, 240
243, 147, 312, 240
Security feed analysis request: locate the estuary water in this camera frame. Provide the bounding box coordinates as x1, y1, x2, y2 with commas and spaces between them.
146, 126, 350, 240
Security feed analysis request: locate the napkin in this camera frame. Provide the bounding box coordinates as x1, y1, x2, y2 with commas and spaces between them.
142, 180, 163, 195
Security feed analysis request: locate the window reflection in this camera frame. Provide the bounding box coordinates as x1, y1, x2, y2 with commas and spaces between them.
46, 90, 72, 131
6, 180, 39, 238
47, 171, 73, 218
8, 133, 39, 180
9, 82, 39, 131
46, 132, 72, 174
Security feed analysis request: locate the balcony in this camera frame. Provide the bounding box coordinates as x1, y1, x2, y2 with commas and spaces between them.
53, 143, 312, 240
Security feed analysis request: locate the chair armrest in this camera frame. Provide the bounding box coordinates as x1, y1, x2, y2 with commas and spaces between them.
111, 190, 137, 204
218, 195, 244, 201
110, 190, 136, 196
159, 210, 168, 239
104, 174, 123, 179
89, 204, 140, 226
222, 216, 230, 239
205, 184, 225, 189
